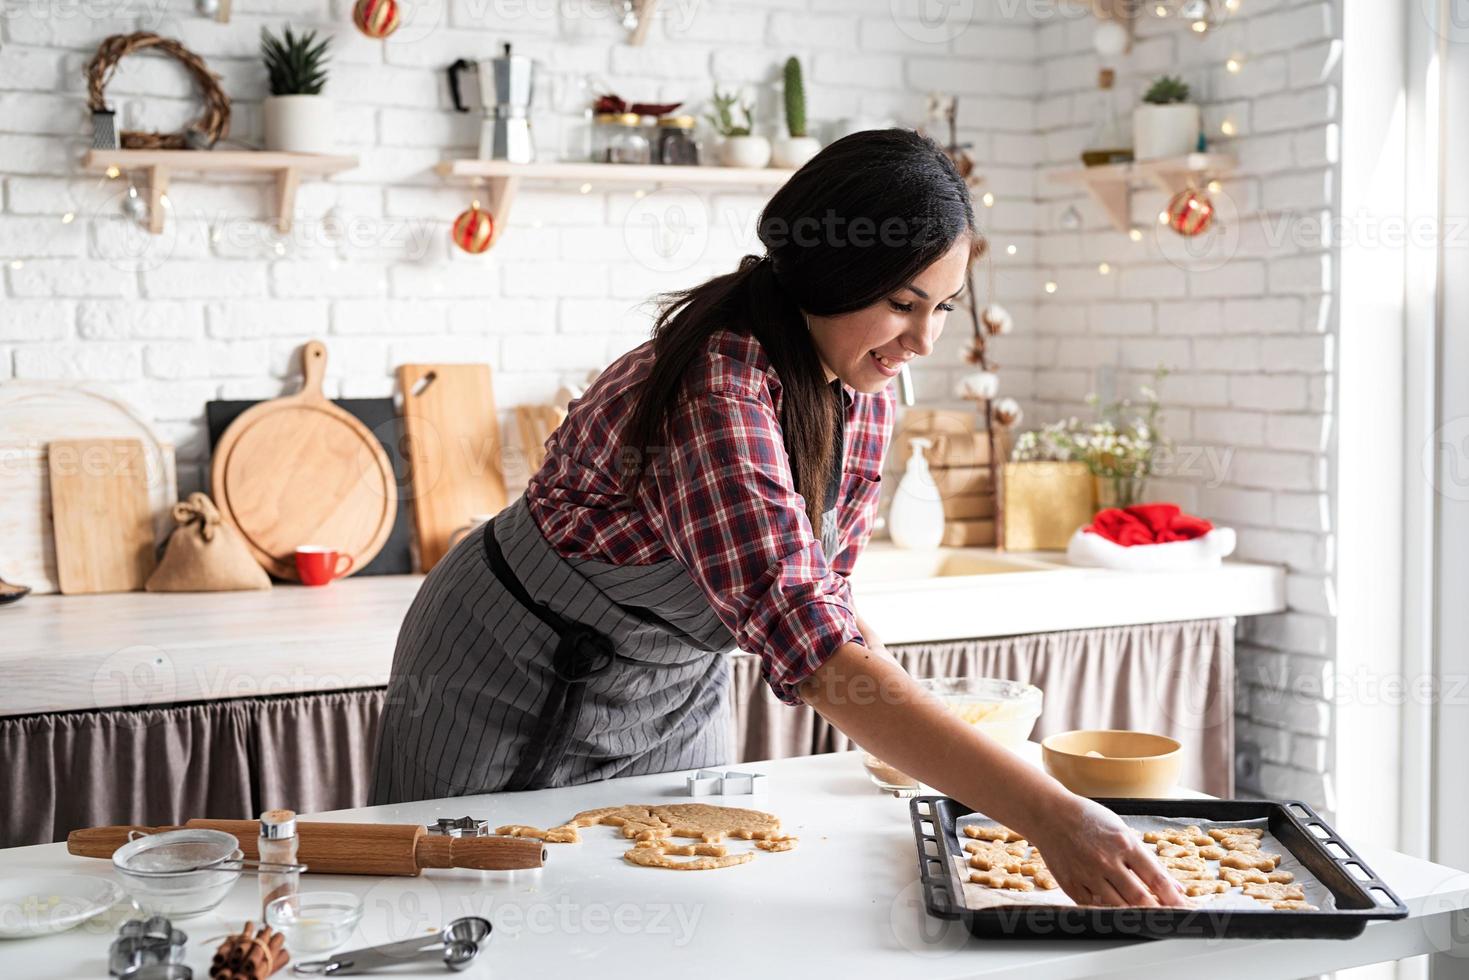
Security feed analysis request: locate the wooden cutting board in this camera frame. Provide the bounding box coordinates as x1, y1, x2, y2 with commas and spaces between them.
0, 381, 177, 594
514, 404, 567, 479
212, 340, 397, 581
398, 363, 508, 571
48, 438, 157, 594
206, 397, 413, 576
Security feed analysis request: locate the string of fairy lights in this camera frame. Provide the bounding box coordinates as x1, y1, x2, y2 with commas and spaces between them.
962, 0, 1250, 298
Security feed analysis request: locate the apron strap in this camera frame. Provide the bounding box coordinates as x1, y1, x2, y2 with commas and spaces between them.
482, 516, 696, 792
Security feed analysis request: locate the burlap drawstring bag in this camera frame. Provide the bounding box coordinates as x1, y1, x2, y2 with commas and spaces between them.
145, 492, 271, 592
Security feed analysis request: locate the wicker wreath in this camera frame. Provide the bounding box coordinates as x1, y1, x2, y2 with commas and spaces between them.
85, 32, 231, 150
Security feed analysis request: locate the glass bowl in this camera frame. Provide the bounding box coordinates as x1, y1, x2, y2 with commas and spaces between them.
862, 676, 1043, 793
266, 891, 363, 954
111, 829, 242, 919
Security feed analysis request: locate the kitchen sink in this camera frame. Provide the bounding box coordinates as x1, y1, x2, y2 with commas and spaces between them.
847, 546, 1075, 587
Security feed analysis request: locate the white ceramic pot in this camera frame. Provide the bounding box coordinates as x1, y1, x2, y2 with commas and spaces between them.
771, 135, 821, 169
718, 135, 772, 169
263, 94, 335, 154
1131, 102, 1200, 160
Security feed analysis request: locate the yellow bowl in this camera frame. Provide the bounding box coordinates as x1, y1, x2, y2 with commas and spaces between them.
1041, 729, 1182, 798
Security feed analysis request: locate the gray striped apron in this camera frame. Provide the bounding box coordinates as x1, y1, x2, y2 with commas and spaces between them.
368, 390, 847, 804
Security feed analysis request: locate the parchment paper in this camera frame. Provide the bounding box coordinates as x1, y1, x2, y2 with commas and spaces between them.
951, 812, 1337, 912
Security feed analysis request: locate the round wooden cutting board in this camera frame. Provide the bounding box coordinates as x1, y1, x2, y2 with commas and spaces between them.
211, 341, 396, 580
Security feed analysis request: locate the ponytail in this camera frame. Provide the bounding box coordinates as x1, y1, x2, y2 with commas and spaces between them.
619, 254, 839, 531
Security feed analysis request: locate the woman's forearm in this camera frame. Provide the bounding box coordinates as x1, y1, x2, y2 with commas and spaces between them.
799, 640, 1082, 841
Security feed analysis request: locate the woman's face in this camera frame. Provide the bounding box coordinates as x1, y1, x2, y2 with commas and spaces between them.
806, 235, 973, 395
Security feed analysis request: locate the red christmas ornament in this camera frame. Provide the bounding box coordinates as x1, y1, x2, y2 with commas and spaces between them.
451, 201, 495, 254
1166, 187, 1214, 237
352, 0, 400, 39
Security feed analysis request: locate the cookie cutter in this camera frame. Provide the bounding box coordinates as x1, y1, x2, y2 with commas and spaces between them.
684, 770, 768, 796
293, 916, 491, 975
425, 816, 490, 837
109, 915, 187, 977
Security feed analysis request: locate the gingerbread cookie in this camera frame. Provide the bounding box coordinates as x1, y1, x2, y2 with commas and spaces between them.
622, 848, 753, 871
969, 870, 1035, 891
565, 803, 783, 844
1271, 900, 1318, 911
495, 824, 580, 844
969, 853, 1026, 873
964, 824, 1027, 844
1208, 827, 1265, 843
964, 839, 1028, 858
634, 840, 729, 857
1183, 880, 1230, 897
1144, 826, 1212, 847
756, 838, 798, 852
1220, 851, 1281, 872
1243, 881, 1306, 902
1222, 867, 1295, 887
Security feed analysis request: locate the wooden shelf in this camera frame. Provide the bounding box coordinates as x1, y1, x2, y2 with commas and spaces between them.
1048, 152, 1236, 233
435, 159, 798, 187
82, 149, 358, 235
435, 159, 798, 251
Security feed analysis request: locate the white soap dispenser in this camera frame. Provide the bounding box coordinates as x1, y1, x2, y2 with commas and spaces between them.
887, 437, 944, 550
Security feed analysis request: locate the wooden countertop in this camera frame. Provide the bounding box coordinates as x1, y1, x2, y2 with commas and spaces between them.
0, 547, 1284, 718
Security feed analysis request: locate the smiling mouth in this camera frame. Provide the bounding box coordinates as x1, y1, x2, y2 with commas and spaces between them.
870, 350, 907, 373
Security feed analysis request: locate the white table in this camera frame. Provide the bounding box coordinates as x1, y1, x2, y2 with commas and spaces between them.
1, 752, 1465, 979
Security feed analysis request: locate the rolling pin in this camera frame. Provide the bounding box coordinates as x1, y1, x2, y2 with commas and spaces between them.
68, 819, 546, 875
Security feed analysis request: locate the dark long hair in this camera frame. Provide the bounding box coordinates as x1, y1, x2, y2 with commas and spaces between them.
621, 128, 983, 528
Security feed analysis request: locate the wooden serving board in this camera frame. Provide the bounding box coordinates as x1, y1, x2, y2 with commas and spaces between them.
397, 363, 508, 571
0, 382, 177, 594
212, 341, 397, 581
207, 397, 413, 576
48, 438, 157, 594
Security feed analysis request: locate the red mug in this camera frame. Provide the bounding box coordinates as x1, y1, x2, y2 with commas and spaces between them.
295, 546, 353, 586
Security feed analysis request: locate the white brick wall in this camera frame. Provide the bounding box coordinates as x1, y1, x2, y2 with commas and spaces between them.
0, 0, 1045, 494
1, 0, 1340, 806
1033, 2, 1342, 810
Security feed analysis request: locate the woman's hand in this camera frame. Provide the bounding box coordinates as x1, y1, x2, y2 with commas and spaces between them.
1028, 795, 1189, 907
800, 641, 1189, 909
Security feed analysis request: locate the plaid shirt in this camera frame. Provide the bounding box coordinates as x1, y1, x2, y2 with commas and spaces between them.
526, 330, 893, 705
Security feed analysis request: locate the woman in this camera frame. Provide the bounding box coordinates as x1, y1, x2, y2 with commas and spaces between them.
371, 129, 1185, 908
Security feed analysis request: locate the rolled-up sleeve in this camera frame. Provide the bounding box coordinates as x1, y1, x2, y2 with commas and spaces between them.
642, 381, 864, 705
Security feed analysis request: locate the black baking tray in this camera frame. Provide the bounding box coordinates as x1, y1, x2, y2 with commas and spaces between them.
910, 796, 1407, 941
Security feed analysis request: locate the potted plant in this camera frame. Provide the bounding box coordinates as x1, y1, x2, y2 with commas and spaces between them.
707, 86, 769, 168
1132, 75, 1199, 160
772, 56, 820, 169
261, 26, 334, 154
1011, 368, 1171, 510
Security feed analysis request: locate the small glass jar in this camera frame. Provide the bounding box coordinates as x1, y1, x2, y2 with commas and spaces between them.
656, 115, 699, 166
594, 112, 649, 164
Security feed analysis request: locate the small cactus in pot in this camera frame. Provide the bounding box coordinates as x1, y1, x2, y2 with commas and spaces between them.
772, 56, 821, 169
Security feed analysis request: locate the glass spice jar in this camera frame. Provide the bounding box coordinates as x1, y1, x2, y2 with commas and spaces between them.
656, 115, 698, 165
258, 808, 300, 920
594, 112, 649, 164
